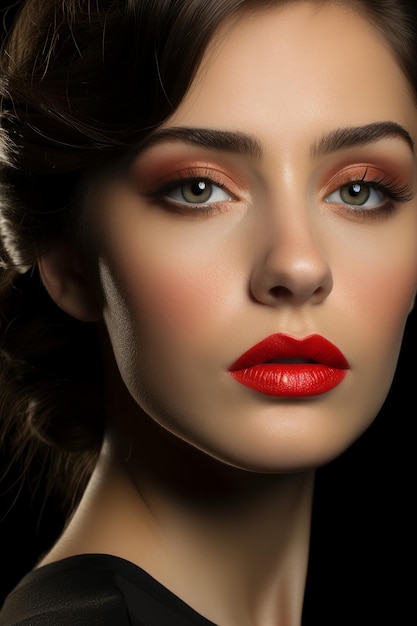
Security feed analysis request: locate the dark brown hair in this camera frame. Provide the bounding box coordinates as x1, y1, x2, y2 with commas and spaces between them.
0, 0, 416, 515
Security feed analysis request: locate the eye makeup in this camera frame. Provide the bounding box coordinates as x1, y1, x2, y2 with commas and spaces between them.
127, 136, 416, 222
142, 165, 243, 215
322, 164, 414, 219
128, 141, 251, 216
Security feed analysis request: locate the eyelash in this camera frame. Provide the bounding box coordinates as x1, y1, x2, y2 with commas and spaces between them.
145, 168, 414, 218
146, 169, 237, 215
324, 171, 414, 217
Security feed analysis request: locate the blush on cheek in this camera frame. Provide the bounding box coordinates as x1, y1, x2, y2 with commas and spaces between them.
149, 280, 206, 330
355, 270, 417, 357
345, 224, 417, 323
120, 237, 238, 340
121, 263, 220, 341
374, 263, 416, 316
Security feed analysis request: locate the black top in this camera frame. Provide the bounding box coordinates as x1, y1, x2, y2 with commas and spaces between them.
0, 554, 217, 625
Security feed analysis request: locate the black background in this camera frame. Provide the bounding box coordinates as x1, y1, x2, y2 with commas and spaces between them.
1, 1, 416, 623
1, 308, 415, 624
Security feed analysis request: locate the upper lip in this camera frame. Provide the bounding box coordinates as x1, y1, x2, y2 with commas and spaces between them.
229, 333, 349, 370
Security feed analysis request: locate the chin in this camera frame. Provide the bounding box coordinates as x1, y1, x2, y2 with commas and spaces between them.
180, 427, 368, 475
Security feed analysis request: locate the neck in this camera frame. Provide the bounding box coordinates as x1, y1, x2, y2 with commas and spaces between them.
50, 412, 315, 626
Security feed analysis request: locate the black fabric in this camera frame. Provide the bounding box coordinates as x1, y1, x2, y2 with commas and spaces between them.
0, 554, 217, 626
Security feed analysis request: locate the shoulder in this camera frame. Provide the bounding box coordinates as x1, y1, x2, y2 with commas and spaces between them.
0, 554, 131, 626
0, 553, 217, 626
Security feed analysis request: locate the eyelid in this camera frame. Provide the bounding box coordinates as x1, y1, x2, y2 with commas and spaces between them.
142, 165, 248, 215
321, 164, 413, 201
149, 165, 242, 195
324, 183, 385, 208
165, 179, 233, 206
319, 163, 415, 224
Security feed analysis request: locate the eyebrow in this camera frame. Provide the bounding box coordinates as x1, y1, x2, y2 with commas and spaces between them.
137, 127, 263, 158
135, 121, 414, 160
310, 121, 414, 158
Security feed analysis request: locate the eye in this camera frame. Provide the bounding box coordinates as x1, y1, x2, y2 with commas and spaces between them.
325, 181, 385, 208
166, 179, 232, 205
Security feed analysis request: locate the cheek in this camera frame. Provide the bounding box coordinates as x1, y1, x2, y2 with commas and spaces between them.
143, 262, 225, 334
99, 236, 235, 363
362, 269, 415, 388
321, 210, 417, 408
358, 251, 416, 329
339, 231, 417, 370
110, 216, 248, 344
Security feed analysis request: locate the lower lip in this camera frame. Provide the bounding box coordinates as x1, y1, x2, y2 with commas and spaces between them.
229, 364, 347, 397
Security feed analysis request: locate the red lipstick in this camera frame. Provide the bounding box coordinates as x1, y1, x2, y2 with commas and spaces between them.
229, 334, 349, 397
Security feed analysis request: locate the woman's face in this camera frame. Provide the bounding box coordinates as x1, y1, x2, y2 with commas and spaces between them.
94, 2, 417, 471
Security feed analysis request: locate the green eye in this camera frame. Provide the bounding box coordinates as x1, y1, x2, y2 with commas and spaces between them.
181, 180, 214, 203
326, 181, 384, 208
166, 178, 232, 205
340, 183, 371, 205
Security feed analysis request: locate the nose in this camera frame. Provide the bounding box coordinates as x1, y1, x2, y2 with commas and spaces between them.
249, 210, 333, 307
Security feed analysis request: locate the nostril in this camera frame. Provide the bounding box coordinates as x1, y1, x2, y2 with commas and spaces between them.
269, 286, 293, 298
249, 252, 333, 306
268, 283, 330, 304
311, 285, 330, 302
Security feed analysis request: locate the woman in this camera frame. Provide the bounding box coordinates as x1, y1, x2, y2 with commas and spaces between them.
0, 0, 416, 624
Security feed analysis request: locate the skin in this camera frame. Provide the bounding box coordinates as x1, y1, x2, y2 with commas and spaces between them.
39, 3, 417, 625
96, 2, 417, 471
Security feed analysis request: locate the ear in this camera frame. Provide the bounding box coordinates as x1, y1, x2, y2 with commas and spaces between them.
38, 243, 102, 322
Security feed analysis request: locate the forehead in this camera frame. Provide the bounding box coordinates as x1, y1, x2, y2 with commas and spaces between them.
166, 2, 416, 146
